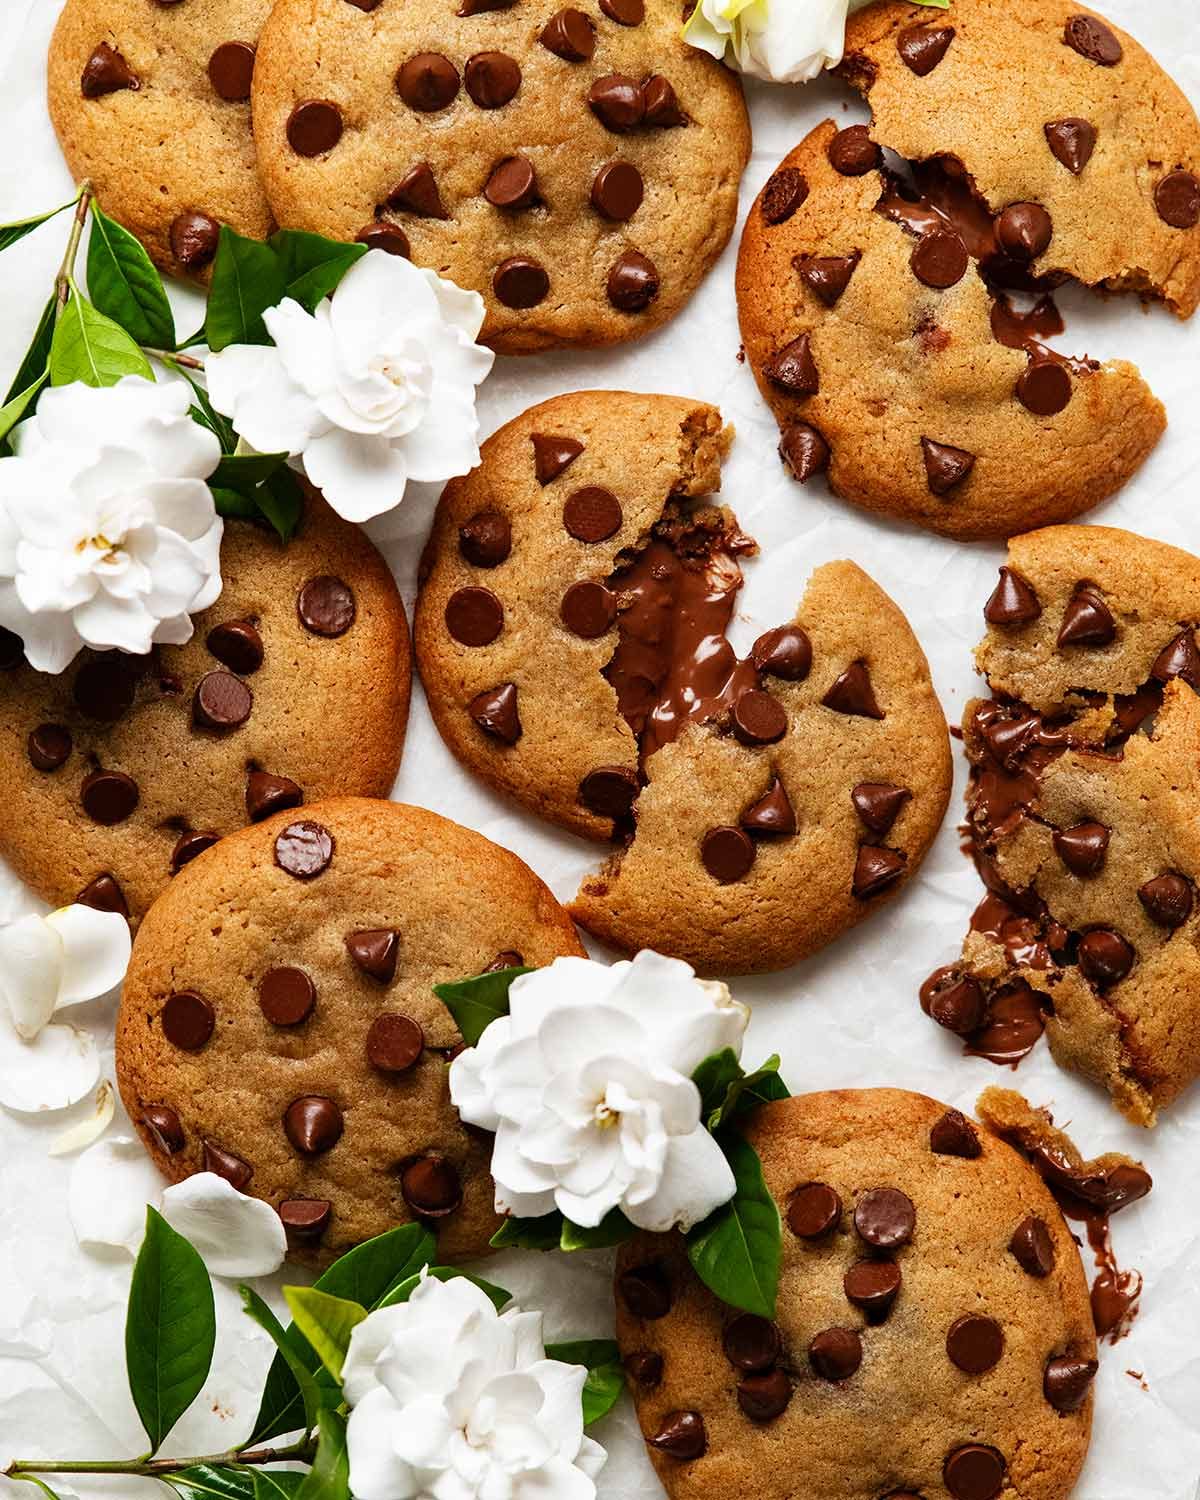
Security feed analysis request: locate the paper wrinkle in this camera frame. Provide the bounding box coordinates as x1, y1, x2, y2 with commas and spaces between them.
0, 2, 1198, 1493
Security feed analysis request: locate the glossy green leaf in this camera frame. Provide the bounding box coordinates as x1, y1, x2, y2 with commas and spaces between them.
686, 1134, 781, 1317
251, 1471, 307, 1499
0, 196, 76, 254
0, 372, 48, 447
707, 1055, 789, 1131
282, 1287, 366, 1383
433, 966, 532, 1047
254, 465, 305, 543
560, 1208, 635, 1253
4, 294, 56, 402
692, 1048, 744, 1118
489, 1211, 565, 1251
211, 451, 289, 492
239, 1286, 323, 1436
270, 229, 367, 313
210, 486, 261, 519
544, 1339, 624, 1426
205, 226, 287, 351
50, 287, 152, 387
168, 1466, 256, 1500
125, 1207, 216, 1453
295, 1410, 350, 1500
86, 202, 175, 348
377, 1264, 511, 1312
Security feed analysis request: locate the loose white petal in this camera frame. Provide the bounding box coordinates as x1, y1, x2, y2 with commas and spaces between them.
0, 1018, 99, 1111
159, 1173, 287, 1278
69, 1136, 163, 1253
44, 905, 131, 1007
0, 914, 64, 1038
49, 1081, 116, 1156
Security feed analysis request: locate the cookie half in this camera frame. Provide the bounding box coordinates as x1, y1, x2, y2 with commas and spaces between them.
117, 796, 585, 1264
923, 524, 1200, 1126
414, 391, 951, 975
0, 488, 410, 926
615, 1090, 1097, 1500
48, 0, 274, 278
737, 0, 1200, 538
250, 0, 749, 353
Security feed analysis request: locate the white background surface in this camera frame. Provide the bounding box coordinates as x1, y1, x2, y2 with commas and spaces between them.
0, 1, 1198, 1494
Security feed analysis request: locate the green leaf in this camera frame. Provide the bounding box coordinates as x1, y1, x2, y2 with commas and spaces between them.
211, 451, 289, 492
707, 1055, 790, 1132
295, 1410, 350, 1500
269, 229, 367, 313
86, 202, 175, 348
252, 1472, 307, 1499
560, 1208, 635, 1253
12, 1478, 67, 1499
5, 294, 56, 402
169, 1467, 256, 1500
489, 1211, 565, 1251
255, 465, 305, 543
692, 1049, 744, 1118
50, 286, 153, 387
282, 1287, 366, 1383
169, 361, 238, 452
239, 1286, 323, 1435
0, 372, 48, 447
544, 1339, 624, 1427
433, 966, 532, 1047
250, 1224, 435, 1444
377, 1264, 511, 1312
914, 0, 950, 7
686, 1134, 781, 1318
205, 226, 287, 351
0, 196, 76, 254
211, 486, 262, 519
125, 1206, 217, 1454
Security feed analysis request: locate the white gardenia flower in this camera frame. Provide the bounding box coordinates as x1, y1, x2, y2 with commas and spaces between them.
0, 904, 130, 1112
205, 251, 496, 525
0, 377, 223, 673
684, 0, 874, 83
450, 950, 748, 1233
344, 1272, 606, 1500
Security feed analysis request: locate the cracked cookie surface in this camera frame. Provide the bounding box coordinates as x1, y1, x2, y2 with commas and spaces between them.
414, 390, 951, 975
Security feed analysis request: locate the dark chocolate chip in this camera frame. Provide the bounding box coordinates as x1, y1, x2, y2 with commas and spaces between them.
0, 627, 21, 669
828, 124, 879, 176
763, 333, 819, 394
736, 1370, 792, 1422
81, 42, 138, 98
284, 1095, 343, 1155
741, 778, 796, 837
1077, 928, 1134, 987
207, 620, 263, 674
912, 227, 968, 288
591, 160, 643, 221
402, 1156, 463, 1216
649, 1411, 706, 1461
944, 1446, 1006, 1500
274, 820, 334, 879
564, 486, 622, 542
946, 1314, 1004, 1374
600, 0, 643, 23
897, 24, 956, 75
388, 162, 450, 219
539, 8, 596, 61
701, 826, 756, 883
465, 51, 521, 108
921, 437, 975, 495
1054, 821, 1109, 877
81, 769, 139, 825
286, 100, 343, 156
470, 683, 521, 743
458, 0, 516, 11
366, 1014, 425, 1073
844, 1258, 901, 1319
930, 1107, 982, 1159
854, 1186, 915, 1249
607, 251, 660, 311
1010, 1215, 1056, 1277
460, 510, 512, 566
1017, 360, 1073, 416
624, 1350, 663, 1387
532, 433, 584, 484
1044, 1355, 1098, 1412
561, 580, 617, 638
797, 253, 860, 307
921, 967, 988, 1035
162, 990, 215, 1051
1057, 584, 1115, 647
494, 256, 550, 308
1152, 629, 1200, 688
203, 1141, 252, 1189
587, 74, 644, 131
851, 781, 910, 835
995, 202, 1053, 261
984, 566, 1041, 625
445, 586, 504, 647
809, 1327, 863, 1381
579, 766, 639, 819
760, 167, 808, 225
77, 873, 128, 917
258, 967, 316, 1027
193, 670, 252, 732
482, 949, 524, 974
397, 53, 460, 111
730, 689, 787, 746
171, 830, 217, 872
1044, 118, 1097, 175
1138, 872, 1194, 928
641, 75, 686, 128
208, 40, 255, 101
279, 1199, 332, 1243
142, 1105, 185, 1155
346, 928, 400, 983
357, 222, 412, 257
1155, 171, 1200, 230
1063, 15, 1122, 64
170, 212, 221, 271
853, 845, 906, 898
722, 1314, 781, 1372
486, 155, 540, 210
822, 660, 882, 718
28, 724, 71, 772
751, 625, 812, 681
619, 1263, 672, 1318
73, 655, 137, 721
297, 576, 356, 637
787, 1181, 841, 1238
780, 422, 830, 482
246, 770, 303, 821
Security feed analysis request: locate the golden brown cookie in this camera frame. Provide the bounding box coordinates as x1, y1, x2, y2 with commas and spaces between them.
414, 391, 951, 975
48, 0, 274, 278
614, 1090, 1098, 1500
737, 0, 1200, 539
117, 796, 585, 1265
921, 524, 1200, 1126
250, 0, 749, 353
0, 489, 410, 927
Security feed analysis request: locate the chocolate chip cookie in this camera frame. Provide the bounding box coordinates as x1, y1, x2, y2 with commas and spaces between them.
117, 795, 585, 1264
250, 0, 750, 353
737, 0, 1200, 539
48, 0, 275, 278
0, 488, 409, 927
921, 524, 1200, 1126
614, 1090, 1097, 1500
414, 391, 951, 975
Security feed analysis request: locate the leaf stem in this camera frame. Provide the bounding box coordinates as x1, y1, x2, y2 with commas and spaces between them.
147, 348, 205, 371
54, 182, 94, 315
3, 1437, 316, 1480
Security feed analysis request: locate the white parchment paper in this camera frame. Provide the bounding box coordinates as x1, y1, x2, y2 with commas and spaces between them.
0, 2, 1198, 1493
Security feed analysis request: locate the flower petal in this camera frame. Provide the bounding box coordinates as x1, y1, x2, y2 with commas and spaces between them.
204, 342, 324, 456
48, 1081, 116, 1156
0, 914, 64, 1038
301, 426, 410, 523
347, 1388, 420, 1500
44, 904, 131, 1007
68, 1135, 163, 1253
159, 1173, 287, 1278
0, 1018, 100, 1112
623, 1126, 736, 1233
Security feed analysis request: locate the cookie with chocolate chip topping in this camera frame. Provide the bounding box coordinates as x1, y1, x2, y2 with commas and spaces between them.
116, 796, 584, 1265
924, 524, 1200, 1125
415, 390, 950, 975
0, 487, 409, 927
615, 1090, 1096, 1500
250, 0, 749, 352
48, 0, 275, 278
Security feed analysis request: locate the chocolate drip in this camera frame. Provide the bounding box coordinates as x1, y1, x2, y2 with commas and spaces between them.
991, 293, 1098, 375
